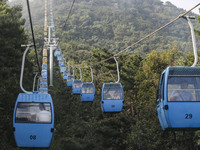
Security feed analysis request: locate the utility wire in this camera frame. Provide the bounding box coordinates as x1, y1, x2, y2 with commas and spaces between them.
26, 0, 41, 73
62, 0, 76, 29
72, 3, 200, 68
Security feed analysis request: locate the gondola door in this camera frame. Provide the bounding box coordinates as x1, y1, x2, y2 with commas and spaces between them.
166, 72, 200, 129
157, 72, 169, 130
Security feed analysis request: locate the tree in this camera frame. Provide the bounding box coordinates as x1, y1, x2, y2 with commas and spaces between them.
0, 2, 32, 149
194, 8, 200, 36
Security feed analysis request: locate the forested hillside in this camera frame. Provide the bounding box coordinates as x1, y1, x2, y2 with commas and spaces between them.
10, 0, 200, 56
0, 0, 34, 148
1, 0, 200, 149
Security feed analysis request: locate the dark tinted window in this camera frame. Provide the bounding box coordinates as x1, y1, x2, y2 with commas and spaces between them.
15, 103, 52, 123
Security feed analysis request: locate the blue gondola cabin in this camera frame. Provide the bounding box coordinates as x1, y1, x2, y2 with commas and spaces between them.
67, 75, 75, 87
81, 82, 95, 102
72, 80, 83, 94
101, 83, 124, 112
157, 67, 200, 130
13, 93, 54, 147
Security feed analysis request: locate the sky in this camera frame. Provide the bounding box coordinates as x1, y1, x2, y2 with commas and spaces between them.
8, 0, 200, 14
161, 0, 200, 14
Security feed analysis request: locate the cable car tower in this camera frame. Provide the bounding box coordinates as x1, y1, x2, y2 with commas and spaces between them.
44, 0, 59, 86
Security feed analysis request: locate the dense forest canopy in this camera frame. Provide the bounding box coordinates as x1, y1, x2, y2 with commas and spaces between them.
9, 0, 200, 56
1, 0, 200, 149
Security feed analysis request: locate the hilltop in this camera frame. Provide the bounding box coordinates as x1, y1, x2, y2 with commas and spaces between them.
9, 0, 200, 56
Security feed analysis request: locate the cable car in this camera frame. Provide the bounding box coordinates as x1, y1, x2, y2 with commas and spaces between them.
42, 63, 47, 70
101, 82, 124, 112
57, 55, 62, 61
63, 71, 70, 80
52, 33, 56, 38
42, 70, 47, 78
14, 45, 54, 147
67, 75, 75, 87
157, 16, 200, 130
72, 79, 83, 94
39, 88, 48, 94
66, 70, 71, 76
100, 57, 124, 112
43, 57, 47, 64
58, 60, 64, 67
60, 65, 66, 73
63, 71, 68, 80
43, 49, 47, 57
52, 27, 55, 32
13, 93, 54, 147
40, 77, 47, 83
80, 67, 95, 101
81, 82, 95, 102
157, 67, 200, 130
39, 82, 48, 93
54, 49, 61, 57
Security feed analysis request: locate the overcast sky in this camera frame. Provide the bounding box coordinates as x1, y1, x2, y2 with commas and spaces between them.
161, 0, 200, 14
8, 0, 200, 14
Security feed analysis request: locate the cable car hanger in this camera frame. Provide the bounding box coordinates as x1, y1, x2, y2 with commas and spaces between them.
156, 15, 199, 131
114, 56, 120, 83
68, 62, 70, 71
89, 66, 93, 83
182, 16, 198, 67
72, 65, 75, 76
37, 76, 40, 91
79, 68, 82, 80
80, 66, 93, 83
20, 45, 34, 94
32, 72, 39, 92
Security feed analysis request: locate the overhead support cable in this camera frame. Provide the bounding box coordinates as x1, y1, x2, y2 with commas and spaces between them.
89, 66, 93, 83
114, 57, 120, 83
114, 3, 200, 57
26, 0, 41, 73
20, 45, 33, 94
63, 0, 76, 29
79, 68, 82, 80
68, 3, 200, 69
183, 16, 198, 67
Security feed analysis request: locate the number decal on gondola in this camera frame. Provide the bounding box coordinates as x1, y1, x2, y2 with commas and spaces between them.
185, 114, 192, 119
30, 135, 36, 140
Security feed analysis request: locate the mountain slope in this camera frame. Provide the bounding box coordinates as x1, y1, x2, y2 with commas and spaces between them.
9, 0, 200, 56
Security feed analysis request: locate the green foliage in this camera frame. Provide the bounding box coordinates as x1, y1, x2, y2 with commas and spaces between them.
43, 45, 200, 150
2, 0, 200, 150
0, 1, 34, 149
195, 8, 200, 36
10, 0, 200, 56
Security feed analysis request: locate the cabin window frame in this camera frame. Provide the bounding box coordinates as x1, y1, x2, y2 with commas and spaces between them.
15, 102, 52, 124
